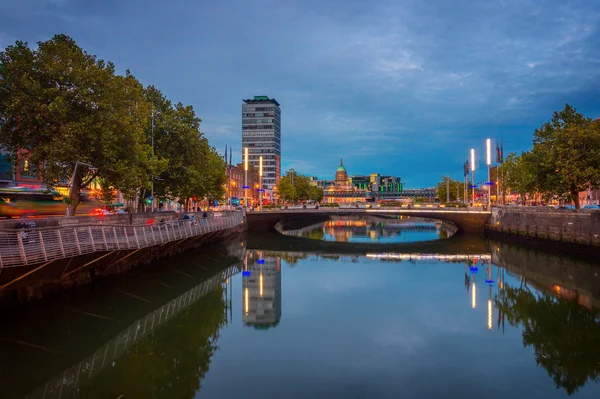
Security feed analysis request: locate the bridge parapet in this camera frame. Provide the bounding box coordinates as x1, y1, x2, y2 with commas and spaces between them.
0, 212, 244, 268
247, 208, 490, 233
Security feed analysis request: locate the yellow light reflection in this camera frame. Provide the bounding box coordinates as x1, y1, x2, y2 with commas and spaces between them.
487, 299, 492, 330
472, 282, 476, 309
244, 288, 249, 314
259, 273, 263, 297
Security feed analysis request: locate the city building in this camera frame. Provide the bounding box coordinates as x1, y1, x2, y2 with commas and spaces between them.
228, 163, 259, 205
242, 96, 281, 191
0, 149, 46, 189
319, 159, 406, 203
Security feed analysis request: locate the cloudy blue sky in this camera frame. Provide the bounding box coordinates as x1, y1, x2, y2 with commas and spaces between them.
1, 0, 599, 187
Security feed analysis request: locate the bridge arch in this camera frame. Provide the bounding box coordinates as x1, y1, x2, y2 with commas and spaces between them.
246, 209, 491, 234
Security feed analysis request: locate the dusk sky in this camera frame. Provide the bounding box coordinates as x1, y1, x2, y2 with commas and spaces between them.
1, 0, 599, 187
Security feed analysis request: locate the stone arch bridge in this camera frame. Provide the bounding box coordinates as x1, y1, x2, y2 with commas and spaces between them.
246, 208, 491, 234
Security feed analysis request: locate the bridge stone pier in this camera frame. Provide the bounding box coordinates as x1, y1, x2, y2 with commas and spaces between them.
246, 208, 491, 234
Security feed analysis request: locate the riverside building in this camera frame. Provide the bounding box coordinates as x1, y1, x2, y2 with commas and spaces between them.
242, 96, 281, 191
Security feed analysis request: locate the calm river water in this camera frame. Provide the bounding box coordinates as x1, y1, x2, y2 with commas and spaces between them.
1, 217, 599, 398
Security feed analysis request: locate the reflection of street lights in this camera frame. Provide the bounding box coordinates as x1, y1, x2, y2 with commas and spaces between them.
67, 162, 96, 216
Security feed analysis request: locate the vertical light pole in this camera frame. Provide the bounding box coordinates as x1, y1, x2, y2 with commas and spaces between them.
151, 109, 155, 212
486, 138, 492, 208
446, 176, 450, 203
244, 147, 248, 208
470, 149, 476, 206
259, 156, 263, 211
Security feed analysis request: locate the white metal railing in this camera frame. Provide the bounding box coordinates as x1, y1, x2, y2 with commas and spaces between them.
25, 265, 239, 399
0, 212, 244, 268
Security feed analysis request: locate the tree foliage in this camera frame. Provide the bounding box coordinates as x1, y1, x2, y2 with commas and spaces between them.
499, 105, 600, 208
436, 177, 467, 203
0, 35, 225, 214
145, 86, 226, 205
278, 169, 324, 203
495, 285, 600, 394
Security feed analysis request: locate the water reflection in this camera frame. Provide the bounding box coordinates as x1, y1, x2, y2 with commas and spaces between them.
1, 236, 599, 398
282, 215, 455, 243
242, 251, 282, 328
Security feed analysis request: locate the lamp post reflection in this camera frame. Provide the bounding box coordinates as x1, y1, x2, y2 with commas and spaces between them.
242, 251, 282, 328
486, 260, 494, 330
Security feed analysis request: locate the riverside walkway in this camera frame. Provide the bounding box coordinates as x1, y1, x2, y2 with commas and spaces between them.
0, 211, 244, 268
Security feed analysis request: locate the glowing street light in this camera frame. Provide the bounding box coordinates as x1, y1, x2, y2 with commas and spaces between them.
486, 138, 492, 208
259, 155, 263, 210
244, 147, 248, 208
470, 149, 476, 206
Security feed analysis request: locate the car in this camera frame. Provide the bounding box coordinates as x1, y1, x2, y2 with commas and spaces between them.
555, 205, 575, 210
90, 208, 111, 216
581, 204, 600, 210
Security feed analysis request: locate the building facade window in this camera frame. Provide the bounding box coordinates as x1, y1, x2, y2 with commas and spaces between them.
20, 159, 38, 179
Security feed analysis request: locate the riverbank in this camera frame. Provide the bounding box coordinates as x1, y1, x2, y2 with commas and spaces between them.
0, 212, 245, 311
486, 207, 600, 254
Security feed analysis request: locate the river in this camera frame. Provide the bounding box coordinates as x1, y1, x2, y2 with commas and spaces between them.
1, 216, 599, 398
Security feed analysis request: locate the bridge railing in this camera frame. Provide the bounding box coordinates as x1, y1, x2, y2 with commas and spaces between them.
0, 212, 244, 268
250, 206, 490, 213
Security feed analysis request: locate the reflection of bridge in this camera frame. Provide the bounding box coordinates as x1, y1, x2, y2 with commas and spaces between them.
247, 231, 491, 256
247, 208, 490, 233
24, 265, 239, 399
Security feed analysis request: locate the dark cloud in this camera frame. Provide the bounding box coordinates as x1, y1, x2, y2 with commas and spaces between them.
1, 0, 599, 185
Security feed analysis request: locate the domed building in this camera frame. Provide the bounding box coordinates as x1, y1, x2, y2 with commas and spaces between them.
335, 159, 349, 187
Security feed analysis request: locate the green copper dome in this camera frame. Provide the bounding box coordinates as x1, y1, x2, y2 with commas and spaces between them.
336, 158, 346, 173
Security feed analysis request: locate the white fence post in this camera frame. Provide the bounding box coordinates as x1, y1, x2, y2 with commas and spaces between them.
38, 231, 48, 261
88, 227, 96, 252
74, 228, 82, 255
123, 227, 130, 248
17, 232, 27, 265
113, 227, 120, 250
102, 228, 108, 250
57, 229, 66, 257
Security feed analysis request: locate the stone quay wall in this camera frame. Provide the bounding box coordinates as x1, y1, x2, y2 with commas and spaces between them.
487, 207, 600, 248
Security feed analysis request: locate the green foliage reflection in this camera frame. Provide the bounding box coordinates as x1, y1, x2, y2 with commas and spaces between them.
496, 285, 600, 394
78, 286, 227, 398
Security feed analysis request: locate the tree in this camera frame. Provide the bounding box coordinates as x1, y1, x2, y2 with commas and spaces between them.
145, 86, 226, 208
309, 185, 324, 202
499, 152, 539, 199
530, 105, 600, 208
436, 177, 466, 203
0, 35, 152, 215
278, 169, 316, 203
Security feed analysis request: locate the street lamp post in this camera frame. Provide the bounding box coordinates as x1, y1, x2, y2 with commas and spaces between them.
151, 109, 156, 212
244, 147, 248, 208
470, 149, 476, 206
67, 161, 96, 216
259, 156, 263, 211
486, 138, 492, 208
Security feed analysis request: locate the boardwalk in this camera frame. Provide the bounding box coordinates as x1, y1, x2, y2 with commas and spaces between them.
0, 212, 244, 268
